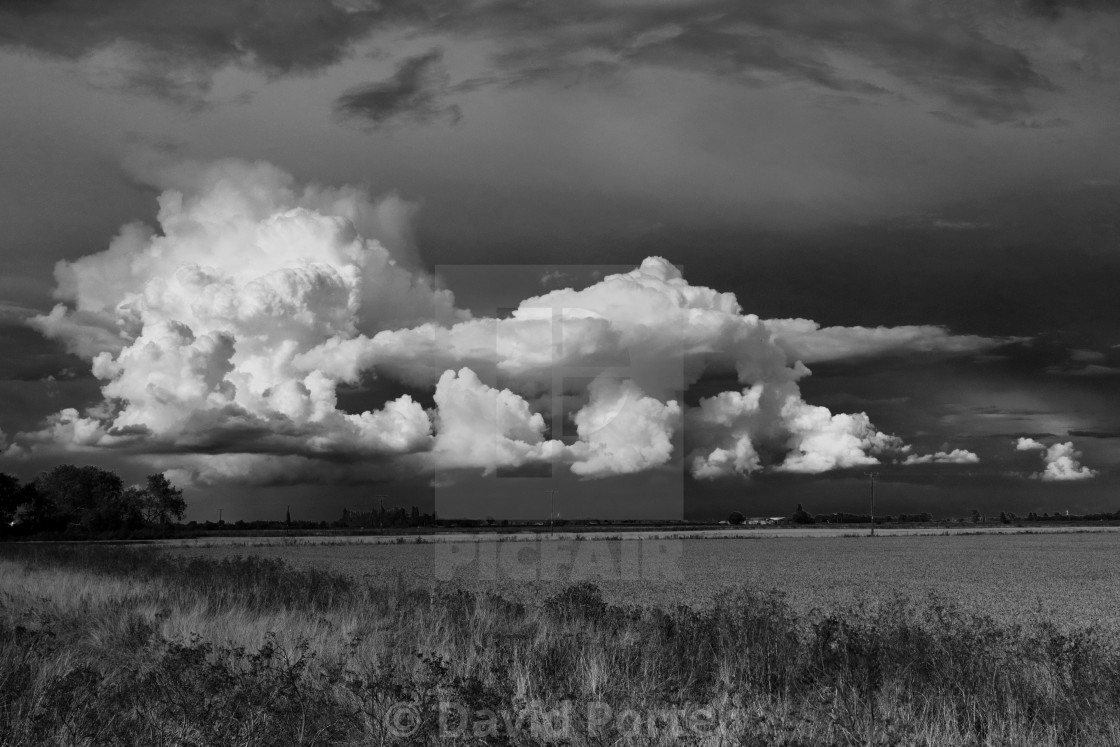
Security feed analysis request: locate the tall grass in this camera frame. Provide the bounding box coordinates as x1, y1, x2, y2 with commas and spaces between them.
1, 543, 1118, 746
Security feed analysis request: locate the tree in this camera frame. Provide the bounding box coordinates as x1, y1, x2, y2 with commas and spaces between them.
792, 503, 815, 525
0, 473, 20, 527
117, 486, 148, 530
11, 483, 52, 531
728, 511, 745, 525
34, 465, 125, 530
141, 473, 186, 524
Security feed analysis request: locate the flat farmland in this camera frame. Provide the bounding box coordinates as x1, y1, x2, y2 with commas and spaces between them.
167, 531, 1120, 633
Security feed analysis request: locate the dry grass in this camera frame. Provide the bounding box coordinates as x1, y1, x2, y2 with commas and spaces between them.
2, 543, 1119, 746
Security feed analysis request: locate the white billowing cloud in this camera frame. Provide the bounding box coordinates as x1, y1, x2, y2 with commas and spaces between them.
428, 372, 681, 478
92, 320, 236, 437
687, 383, 905, 478
431, 368, 562, 473
765, 318, 1005, 364
27, 306, 128, 360
7, 408, 115, 454
1016, 438, 1096, 481
690, 439, 761, 480
300, 255, 911, 480
295, 256, 788, 397
687, 385, 767, 479
32, 157, 462, 359
568, 378, 681, 477
10, 158, 1000, 486
777, 400, 904, 474
18, 158, 446, 460
1038, 443, 1097, 482
517, 257, 792, 395
902, 449, 980, 465
294, 314, 618, 391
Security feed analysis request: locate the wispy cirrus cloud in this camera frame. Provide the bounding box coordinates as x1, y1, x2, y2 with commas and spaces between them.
425, 0, 1062, 125
1, 0, 1109, 123
0, 0, 415, 105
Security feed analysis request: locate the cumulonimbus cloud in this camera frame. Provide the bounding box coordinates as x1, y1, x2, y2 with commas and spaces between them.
6, 158, 1006, 486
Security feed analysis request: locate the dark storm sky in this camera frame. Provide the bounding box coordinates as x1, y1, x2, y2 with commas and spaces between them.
0, 0, 1117, 521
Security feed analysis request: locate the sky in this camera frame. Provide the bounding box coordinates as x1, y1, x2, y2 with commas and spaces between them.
0, 0, 1118, 522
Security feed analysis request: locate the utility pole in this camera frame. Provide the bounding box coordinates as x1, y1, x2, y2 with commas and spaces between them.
374, 494, 387, 527
218, 508, 223, 524
546, 489, 558, 535
869, 472, 876, 537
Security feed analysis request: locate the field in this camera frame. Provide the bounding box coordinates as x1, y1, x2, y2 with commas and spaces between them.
3, 536, 1120, 746
168, 531, 1120, 633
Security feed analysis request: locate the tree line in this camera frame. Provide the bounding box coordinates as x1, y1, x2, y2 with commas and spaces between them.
0, 465, 185, 536
338, 505, 437, 528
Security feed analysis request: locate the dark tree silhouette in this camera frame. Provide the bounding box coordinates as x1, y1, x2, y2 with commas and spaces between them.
142, 473, 187, 524
792, 503, 815, 525
3, 466, 186, 534
0, 473, 20, 527
35, 465, 125, 530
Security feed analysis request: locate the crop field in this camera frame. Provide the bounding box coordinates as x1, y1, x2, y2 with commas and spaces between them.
168, 532, 1120, 633
6, 539, 1120, 745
